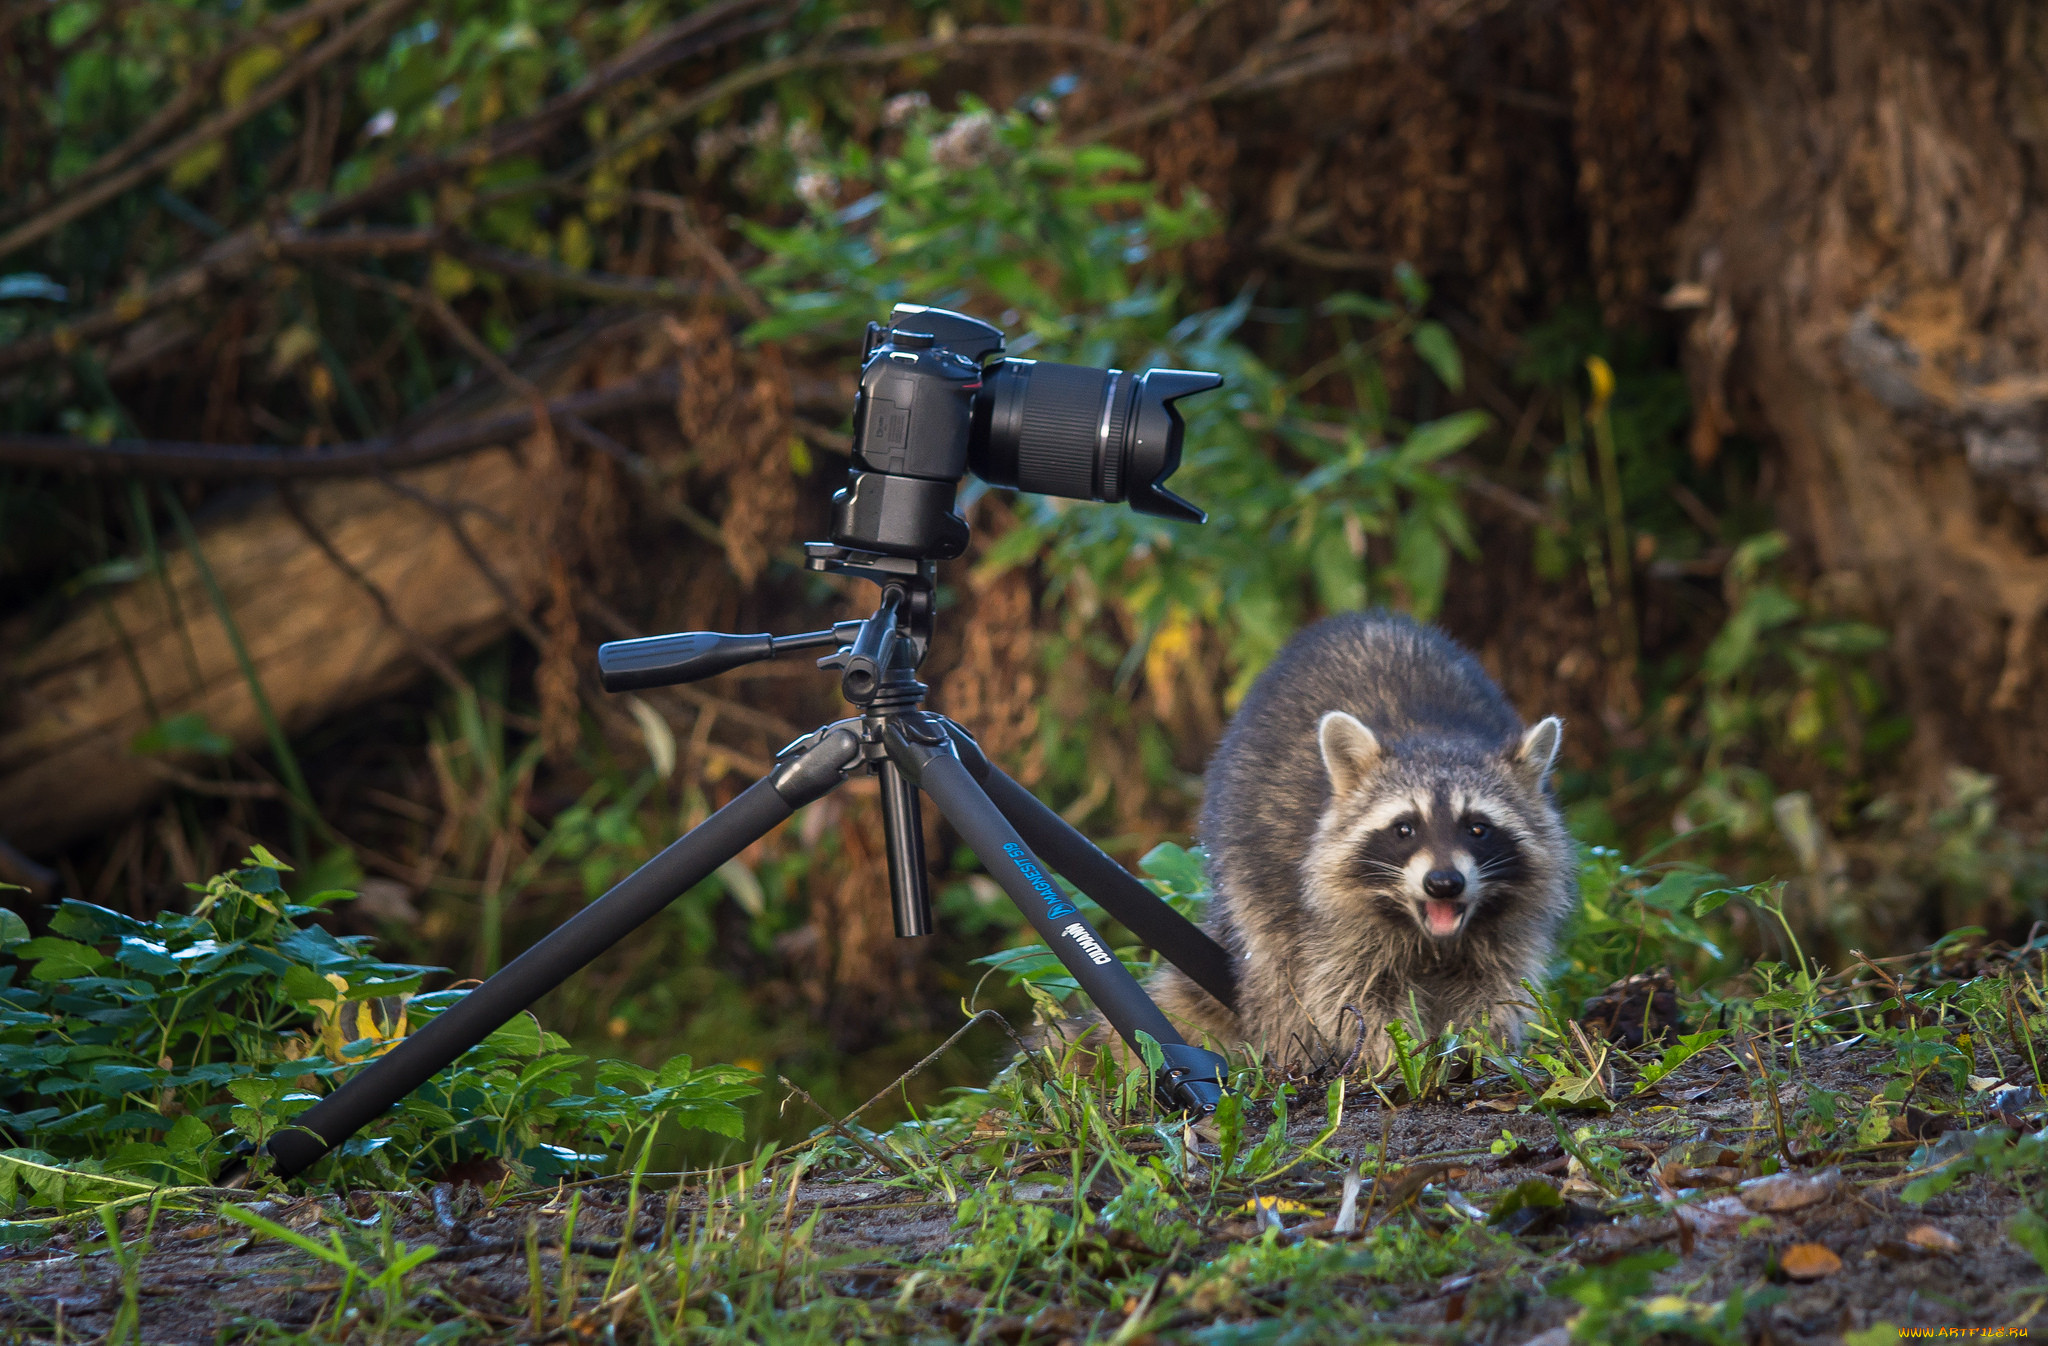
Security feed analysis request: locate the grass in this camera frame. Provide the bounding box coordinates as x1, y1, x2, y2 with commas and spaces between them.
6, 847, 2048, 1341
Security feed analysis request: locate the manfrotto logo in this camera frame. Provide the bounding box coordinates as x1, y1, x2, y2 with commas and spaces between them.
1001, 842, 1075, 919
1061, 922, 1114, 966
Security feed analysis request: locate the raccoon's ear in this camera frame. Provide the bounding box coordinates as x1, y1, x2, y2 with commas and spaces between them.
1318, 711, 1383, 795
1513, 717, 1563, 787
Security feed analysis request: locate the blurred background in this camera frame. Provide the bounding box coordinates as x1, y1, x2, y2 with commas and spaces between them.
5, 0, 2047, 1136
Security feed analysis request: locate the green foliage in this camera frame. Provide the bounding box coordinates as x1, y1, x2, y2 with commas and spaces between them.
1677, 531, 1904, 841
0, 850, 757, 1233
1554, 845, 1754, 1007
1901, 1121, 2048, 1206
1549, 1251, 1760, 1346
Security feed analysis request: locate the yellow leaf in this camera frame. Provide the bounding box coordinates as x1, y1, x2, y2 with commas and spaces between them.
1780, 1242, 1841, 1280
268, 323, 320, 377
429, 253, 475, 299
167, 140, 223, 191
221, 45, 286, 107
558, 216, 593, 273
1584, 355, 1615, 417
1231, 1197, 1318, 1217
1144, 610, 1197, 717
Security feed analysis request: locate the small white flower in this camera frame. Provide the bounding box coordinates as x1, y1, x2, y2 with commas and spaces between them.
794, 169, 837, 208
882, 91, 931, 127
784, 120, 824, 159
363, 108, 397, 139
928, 110, 995, 170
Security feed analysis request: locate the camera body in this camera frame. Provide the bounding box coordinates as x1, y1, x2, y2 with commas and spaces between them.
831, 304, 1221, 558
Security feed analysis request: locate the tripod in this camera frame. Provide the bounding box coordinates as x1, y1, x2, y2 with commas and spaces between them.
263, 541, 1237, 1179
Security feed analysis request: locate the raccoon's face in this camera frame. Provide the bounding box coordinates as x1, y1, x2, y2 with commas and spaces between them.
1306, 711, 1562, 942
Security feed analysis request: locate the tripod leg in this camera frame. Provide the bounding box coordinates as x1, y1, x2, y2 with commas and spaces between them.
943, 725, 1237, 1014
877, 759, 933, 937
882, 720, 1225, 1115
263, 725, 864, 1179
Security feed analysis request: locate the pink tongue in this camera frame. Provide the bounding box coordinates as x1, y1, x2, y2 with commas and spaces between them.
1426, 899, 1462, 935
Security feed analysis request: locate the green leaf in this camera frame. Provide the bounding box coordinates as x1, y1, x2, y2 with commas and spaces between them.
1487, 1178, 1564, 1224
15, 938, 108, 981
1692, 889, 1739, 918
128, 712, 231, 759
1398, 410, 1490, 466
1410, 320, 1463, 391
166, 1113, 212, 1157
280, 965, 339, 1003
1319, 292, 1397, 321
1392, 262, 1430, 308
483, 1014, 545, 1056
0, 907, 29, 951
2010, 1206, 2048, 1275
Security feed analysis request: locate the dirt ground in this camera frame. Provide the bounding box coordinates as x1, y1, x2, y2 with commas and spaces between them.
3, 1028, 2041, 1345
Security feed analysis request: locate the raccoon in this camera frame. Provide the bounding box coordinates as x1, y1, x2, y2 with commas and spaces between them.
1150, 611, 1575, 1067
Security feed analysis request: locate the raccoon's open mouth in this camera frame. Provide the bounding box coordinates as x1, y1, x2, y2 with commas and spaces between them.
1421, 898, 1469, 938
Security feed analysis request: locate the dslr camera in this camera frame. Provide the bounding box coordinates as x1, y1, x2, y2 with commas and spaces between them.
830, 303, 1222, 558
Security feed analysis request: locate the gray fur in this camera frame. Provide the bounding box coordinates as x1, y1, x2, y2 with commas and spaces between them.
1150, 611, 1575, 1067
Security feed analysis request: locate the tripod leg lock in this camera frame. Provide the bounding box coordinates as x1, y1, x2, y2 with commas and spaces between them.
877, 713, 955, 783
770, 725, 865, 807
1156, 1042, 1228, 1117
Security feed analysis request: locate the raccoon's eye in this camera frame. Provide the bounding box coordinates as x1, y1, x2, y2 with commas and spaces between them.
1468, 823, 1488, 839
1394, 822, 1415, 840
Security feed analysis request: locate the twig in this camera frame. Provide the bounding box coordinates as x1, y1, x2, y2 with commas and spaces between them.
839, 1010, 1029, 1128
535, 25, 1159, 197
1081, 0, 1499, 143
307, 0, 789, 227
0, 0, 372, 226
0, 226, 442, 374
0, 371, 677, 477
631, 191, 770, 320
780, 1077, 908, 1174
135, 760, 284, 800
335, 269, 539, 402
456, 242, 710, 307
0, 0, 419, 261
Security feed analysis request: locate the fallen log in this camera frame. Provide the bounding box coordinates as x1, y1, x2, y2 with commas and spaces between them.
0, 446, 545, 853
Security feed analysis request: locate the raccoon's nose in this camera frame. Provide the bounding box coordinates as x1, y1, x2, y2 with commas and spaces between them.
1422, 869, 1466, 900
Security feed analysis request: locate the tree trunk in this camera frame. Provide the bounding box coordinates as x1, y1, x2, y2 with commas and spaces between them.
1679, 1, 2048, 808
0, 448, 544, 851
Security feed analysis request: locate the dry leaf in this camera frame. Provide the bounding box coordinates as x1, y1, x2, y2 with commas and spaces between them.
1468, 1096, 1523, 1113
1905, 1223, 1961, 1254
1658, 1083, 1720, 1103
1675, 1194, 1752, 1241
1780, 1242, 1842, 1280
1739, 1169, 1837, 1213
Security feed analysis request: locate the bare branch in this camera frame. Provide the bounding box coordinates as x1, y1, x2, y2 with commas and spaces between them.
0, 0, 420, 262
0, 0, 372, 226
0, 371, 677, 477
0, 228, 438, 375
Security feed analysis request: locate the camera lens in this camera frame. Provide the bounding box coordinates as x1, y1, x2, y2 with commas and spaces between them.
972, 360, 1219, 523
